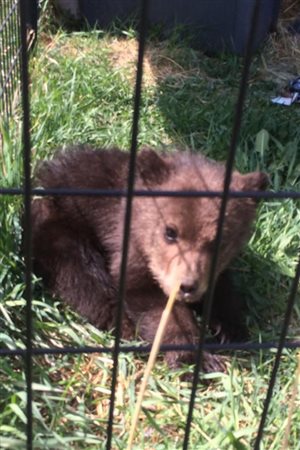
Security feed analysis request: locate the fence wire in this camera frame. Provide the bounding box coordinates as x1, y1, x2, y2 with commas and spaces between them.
106, 1, 150, 447
0, 1, 299, 449
0, 0, 36, 122
183, 1, 262, 446
0, 0, 21, 119
20, 0, 33, 448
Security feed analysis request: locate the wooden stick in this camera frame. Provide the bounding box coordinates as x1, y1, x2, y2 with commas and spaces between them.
127, 283, 180, 450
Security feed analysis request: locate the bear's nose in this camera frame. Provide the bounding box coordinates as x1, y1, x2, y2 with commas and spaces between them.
180, 282, 199, 296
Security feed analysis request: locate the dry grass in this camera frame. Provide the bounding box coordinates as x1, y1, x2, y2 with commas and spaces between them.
257, 0, 300, 87
281, 0, 300, 21
105, 37, 208, 88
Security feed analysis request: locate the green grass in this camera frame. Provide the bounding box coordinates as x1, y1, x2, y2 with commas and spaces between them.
0, 24, 300, 450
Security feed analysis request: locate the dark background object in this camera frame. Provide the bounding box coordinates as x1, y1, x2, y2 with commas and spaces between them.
288, 18, 300, 35
25, 0, 38, 32
79, 0, 281, 54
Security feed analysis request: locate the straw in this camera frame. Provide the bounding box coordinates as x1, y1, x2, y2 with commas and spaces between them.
127, 283, 180, 449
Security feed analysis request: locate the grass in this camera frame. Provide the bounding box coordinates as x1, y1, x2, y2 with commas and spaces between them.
0, 13, 300, 450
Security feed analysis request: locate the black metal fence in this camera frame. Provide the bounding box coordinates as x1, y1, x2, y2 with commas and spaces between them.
0, 1, 300, 449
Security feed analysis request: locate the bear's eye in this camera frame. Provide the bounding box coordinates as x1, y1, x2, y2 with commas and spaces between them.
164, 226, 178, 243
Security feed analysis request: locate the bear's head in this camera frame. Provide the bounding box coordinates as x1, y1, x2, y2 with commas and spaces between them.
133, 149, 268, 302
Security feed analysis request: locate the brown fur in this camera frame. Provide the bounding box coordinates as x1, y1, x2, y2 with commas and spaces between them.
31, 146, 268, 370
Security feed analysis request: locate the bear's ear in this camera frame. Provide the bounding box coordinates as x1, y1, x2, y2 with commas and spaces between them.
235, 172, 268, 203
238, 171, 269, 191
137, 148, 170, 185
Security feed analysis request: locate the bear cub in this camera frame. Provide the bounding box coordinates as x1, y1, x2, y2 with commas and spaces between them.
31, 146, 267, 371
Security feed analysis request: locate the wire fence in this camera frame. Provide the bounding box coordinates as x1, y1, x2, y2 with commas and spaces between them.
0, 0, 37, 122
0, 1, 300, 449
0, 0, 21, 119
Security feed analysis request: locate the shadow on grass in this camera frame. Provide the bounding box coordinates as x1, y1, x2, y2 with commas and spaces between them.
148, 42, 300, 164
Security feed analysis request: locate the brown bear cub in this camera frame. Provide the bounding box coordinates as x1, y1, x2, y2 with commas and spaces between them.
31, 146, 267, 371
